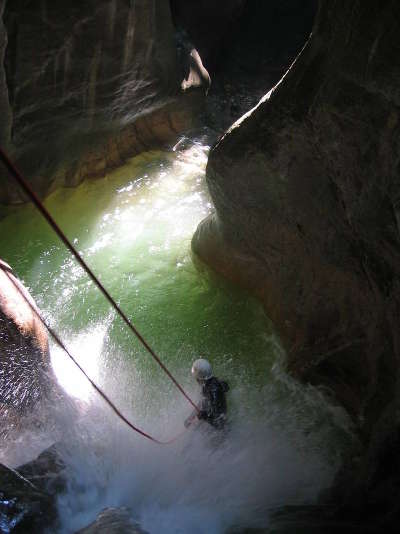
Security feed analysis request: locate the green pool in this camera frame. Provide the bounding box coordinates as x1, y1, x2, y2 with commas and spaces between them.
0, 137, 353, 533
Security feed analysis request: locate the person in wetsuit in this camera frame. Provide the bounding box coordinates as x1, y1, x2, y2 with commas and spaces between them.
184, 358, 229, 430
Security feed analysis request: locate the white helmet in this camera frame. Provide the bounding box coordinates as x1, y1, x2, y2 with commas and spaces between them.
191, 358, 213, 381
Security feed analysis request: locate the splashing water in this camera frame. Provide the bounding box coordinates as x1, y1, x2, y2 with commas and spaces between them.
0, 134, 354, 533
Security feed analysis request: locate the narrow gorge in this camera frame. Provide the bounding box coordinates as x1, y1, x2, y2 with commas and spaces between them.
1, 1, 399, 533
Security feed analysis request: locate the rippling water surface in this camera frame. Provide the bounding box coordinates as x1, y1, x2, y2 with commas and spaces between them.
0, 135, 353, 533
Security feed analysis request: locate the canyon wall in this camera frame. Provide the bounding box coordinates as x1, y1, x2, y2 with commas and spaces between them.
193, 0, 400, 520
0, 0, 199, 204
0, 0, 11, 148
170, 0, 245, 72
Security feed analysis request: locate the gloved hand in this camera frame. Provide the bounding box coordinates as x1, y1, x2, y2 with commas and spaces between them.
197, 410, 207, 420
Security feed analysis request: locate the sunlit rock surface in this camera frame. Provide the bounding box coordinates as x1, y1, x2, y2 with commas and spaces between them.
193, 0, 400, 522
180, 46, 211, 95
0, 259, 50, 434
0, 0, 200, 203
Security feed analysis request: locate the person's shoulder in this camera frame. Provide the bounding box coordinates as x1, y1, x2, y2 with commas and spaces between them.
205, 376, 219, 392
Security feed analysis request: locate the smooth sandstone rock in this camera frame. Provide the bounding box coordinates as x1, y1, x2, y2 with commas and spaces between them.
193, 0, 400, 518
0, 0, 200, 204
194, 0, 400, 424
181, 47, 211, 95
0, 0, 11, 148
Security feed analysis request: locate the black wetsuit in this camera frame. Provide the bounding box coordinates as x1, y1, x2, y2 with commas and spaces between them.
197, 377, 229, 429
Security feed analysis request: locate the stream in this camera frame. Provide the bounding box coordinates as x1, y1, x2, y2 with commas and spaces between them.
0, 132, 353, 533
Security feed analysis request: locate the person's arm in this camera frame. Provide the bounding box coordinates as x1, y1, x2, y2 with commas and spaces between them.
196, 384, 220, 423
220, 380, 229, 393
195, 396, 209, 421
184, 409, 198, 427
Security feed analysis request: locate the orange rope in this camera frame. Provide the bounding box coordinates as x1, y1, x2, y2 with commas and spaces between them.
1, 266, 192, 444
0, 146, 201, 444
0, 146, 198, 412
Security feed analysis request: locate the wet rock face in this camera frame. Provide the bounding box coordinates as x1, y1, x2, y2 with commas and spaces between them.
75, 507, 147, 534
0, 259, 51, 432
0, 462, 56, 533
0, 445, 65, 533
193, 0, 400, 464
0, 0, 199, 203
4, 0, 178, 138
0, 0, 11, 148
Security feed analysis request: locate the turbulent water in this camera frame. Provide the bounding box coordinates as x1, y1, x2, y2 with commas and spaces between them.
0, 134, 353, 533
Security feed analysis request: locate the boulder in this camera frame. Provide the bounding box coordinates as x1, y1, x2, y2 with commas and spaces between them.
17, 444, 66, 496
0, 444, 65, 532
75, 507, 147, 534
0, 259, 51, 435
0, 462, 57, 533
